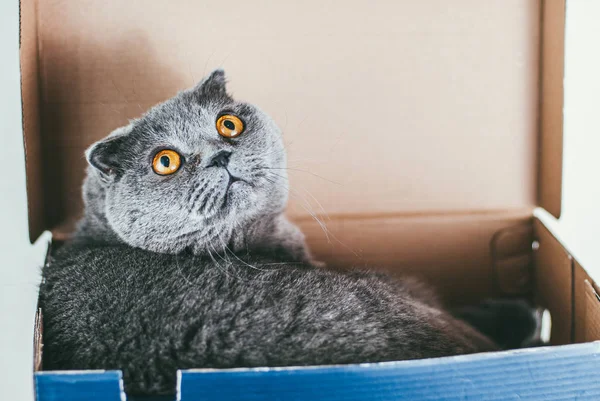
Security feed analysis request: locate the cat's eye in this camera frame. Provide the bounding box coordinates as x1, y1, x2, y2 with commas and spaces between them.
152, 149, 182, 175
216, 114, 244, 138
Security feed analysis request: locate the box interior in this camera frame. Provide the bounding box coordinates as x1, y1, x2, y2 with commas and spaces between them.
32, 215, 600, 374
22, 0, 597, 389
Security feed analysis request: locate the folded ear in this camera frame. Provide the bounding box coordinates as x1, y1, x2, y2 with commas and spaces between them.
194, 68, 228, 98
85, 129, 129, 178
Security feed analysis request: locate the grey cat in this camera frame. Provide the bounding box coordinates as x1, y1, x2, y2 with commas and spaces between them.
39, 70, 538, 398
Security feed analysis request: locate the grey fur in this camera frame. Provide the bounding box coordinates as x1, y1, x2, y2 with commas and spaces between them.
40, 70, 534, 397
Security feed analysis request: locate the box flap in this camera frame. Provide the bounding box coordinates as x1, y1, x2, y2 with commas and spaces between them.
33, 344, 600, 400
20, 1, 565, 241
574, 260, 600, 343
35, 371, 124, 401
538, 0, 566, 219
299, 210, 534, 305
533, 217, 572, 345
178, 343, 600, 401
19, 0, 45, 241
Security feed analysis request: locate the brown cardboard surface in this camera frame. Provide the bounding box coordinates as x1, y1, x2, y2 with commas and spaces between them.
538, 0, 565, 218
533, 218, 572, 345
574, 261, 600, 343
19, 0, 561, 242
574, 260, 590, 343
19, 0, 45, 241
490, 222, 535, 295
584, 281, 600, 342
299, 209, 533, 306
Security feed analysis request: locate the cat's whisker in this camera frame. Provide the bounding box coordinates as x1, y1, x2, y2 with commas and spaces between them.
221, 239, 268, 272
255, 166, 341, 186
217, 51, 232, 69
109, 77, 125, 101
257, 142, 336, 167
253, 144, 287, 160
257, 140, 327, 166
212, 224, 269, 272
302, 188, 331, 222
98, 101, 123, 116
206, 244, 239, 280
202, 49, 217, 78
174, 254, 193, 286
262, 173, 360, 258
260, 262, 305, 266
261, 174, 331, 244
262, 171, 327, 220
206, 242, 225, 267
186, 56, 197, 87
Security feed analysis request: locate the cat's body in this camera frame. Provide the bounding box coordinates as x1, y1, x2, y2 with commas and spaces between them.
41, 242, 496, 395
39, 70, 536, 397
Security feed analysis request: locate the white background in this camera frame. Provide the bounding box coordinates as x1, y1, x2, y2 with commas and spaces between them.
0, 1, 598, 400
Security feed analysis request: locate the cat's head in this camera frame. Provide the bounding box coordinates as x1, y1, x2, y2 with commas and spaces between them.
83, 70, 289, 254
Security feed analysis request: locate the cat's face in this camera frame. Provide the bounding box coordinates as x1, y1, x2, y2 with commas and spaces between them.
85, 70, 288, 254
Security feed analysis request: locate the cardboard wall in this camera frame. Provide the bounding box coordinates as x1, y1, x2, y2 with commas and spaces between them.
533, 219, 573, 345
300, 210, 534, 306
574, 260, 600, 343
19, 0, 45, 241
23, 0, 544, 240
537, 0, 565, 218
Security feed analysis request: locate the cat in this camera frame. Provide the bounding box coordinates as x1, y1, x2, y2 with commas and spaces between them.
39, 70, 539, 398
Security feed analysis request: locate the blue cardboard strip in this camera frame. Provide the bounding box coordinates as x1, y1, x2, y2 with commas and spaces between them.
178, 342, 600, 401
33, 343, 600, 401
35, 370, 124, 401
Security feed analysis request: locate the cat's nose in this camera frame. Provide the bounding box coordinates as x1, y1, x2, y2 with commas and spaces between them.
208, 150, 232, 168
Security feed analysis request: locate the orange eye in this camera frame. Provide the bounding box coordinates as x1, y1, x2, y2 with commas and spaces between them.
216, 115, 244, 138
152, 149, 182, 175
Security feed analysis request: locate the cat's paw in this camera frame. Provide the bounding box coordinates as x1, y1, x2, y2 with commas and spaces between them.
453, 299, 543, 350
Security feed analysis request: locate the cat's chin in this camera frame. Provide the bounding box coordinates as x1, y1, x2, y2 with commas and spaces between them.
228, 179, 248, 193
222, 180, 255, 212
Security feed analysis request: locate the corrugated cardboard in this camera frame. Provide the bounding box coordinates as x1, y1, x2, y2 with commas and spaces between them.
574, 260, 600, 344
299, 211, 534, 305
537, 0, 565, 218
533, 219, 573, 345
21, 0, 564, 242
18, 0, 600, 400
35, 343, 600, 401
178, 343, 600, 401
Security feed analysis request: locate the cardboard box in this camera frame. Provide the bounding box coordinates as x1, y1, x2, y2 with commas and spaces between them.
19, 0, 600, 400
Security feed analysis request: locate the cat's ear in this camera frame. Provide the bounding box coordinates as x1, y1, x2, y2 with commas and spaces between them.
194, 69, 228, 97
85, 129, 128, 179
